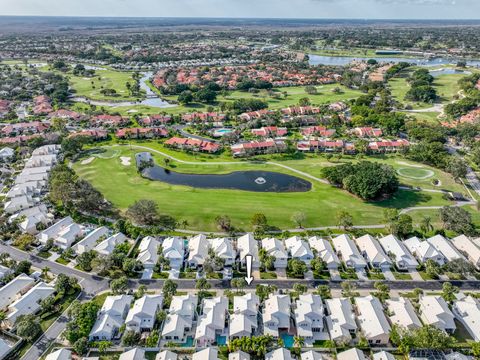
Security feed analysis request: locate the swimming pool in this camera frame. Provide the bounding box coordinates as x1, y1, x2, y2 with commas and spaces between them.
216, 335, 227, 345
281, 334, 294, 348
213, 128, 233, 137
181, 336, 194, 347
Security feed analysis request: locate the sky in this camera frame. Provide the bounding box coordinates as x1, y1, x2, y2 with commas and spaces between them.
1, 0, 480, 19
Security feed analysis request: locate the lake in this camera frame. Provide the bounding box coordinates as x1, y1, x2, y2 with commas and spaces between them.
72, 71, 176, 109
429, 68, 471, 77
308, 54, 480, 67
141, 165, 312, 192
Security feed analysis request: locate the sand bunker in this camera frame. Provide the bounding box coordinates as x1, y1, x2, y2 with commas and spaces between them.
120, 157, 131, 166
81, 157, 95, 165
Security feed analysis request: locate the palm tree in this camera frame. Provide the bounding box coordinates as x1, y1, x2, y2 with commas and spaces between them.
420, 216, 433, 234
42, 266, 50, 279
294, 336, 305, 348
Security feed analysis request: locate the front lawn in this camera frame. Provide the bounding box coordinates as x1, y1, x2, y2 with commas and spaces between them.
55, 257, 70, 265
37, 251, 52, 259
152, 272, 169, 279
313, 271, 331, 280
418, 271, 438, 281
340, 271, 358, 280
260, 272, 278, 279
206, 272, 222, 279
367, 271, 386, 280
392, 272, 412, 280
179, 272, 196, 279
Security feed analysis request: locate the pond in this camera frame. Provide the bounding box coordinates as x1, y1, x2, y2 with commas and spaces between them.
429, 68, 471, 77
308, 54, 480, 67
141, 165, 312, 192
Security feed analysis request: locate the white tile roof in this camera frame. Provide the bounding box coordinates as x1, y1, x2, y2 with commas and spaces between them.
266, 348, 294, 360
119, 348, 145, 360
73, 226, 109, 254
285, 236, 313, 261
404, 237, 445, 264
208, 237, 235, 264
263, 294, 291, 336
308, 236, 340, 268
337, 348, 366, 360
426, 235, 465, 262
419, 296, 456, 331
233, 293, 259, 316
261, 238, 288, 259
300, 351, 324, 360
162, 237, 184, 265
325, 297, 357, 342
192, 348, 219, 360
378, 234, 418, 268
332, 234, 366, 268
355, 235, 391, 267
156, 350, 178, 360
169, 294, 197, 317
453, 295, 480, 341
188, 234, 209, 266
451, 235, 480, 267
37, 216, 74, 241
195, 296, 228, 343
0, 274, 34, 310
94, 233, 128, 255
125, 295, 163, 331
295, 294, 324, 338
45, 348, 71, 360
372, 351, 395, 360
386, 297, 422, 330
137, 236, 160, 267
229, 312, 257, 338
7, 281, 55, 325
236, 234, 259, 267
356, 296, 391, 340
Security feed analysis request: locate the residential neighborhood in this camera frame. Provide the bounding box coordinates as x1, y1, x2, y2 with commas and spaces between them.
1, 9, 480, 360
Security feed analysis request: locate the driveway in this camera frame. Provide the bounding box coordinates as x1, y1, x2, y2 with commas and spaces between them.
408, 270, 424, 281
141, 268, 153, 280
382, 269, 396, 281
329, 269, 341, 281
356, 270, 368, 281
276, 269, 287, 280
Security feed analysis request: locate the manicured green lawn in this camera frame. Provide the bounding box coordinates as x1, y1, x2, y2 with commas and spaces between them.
392, 272, 412, 280
74, 82, 363, 116
404, 111, 441, 123
405, 203, 480, 229
389, 68, 466, 109
434, 73, 464, 102
55, 257, 70, 265
69, 69, 139, 101
260, 272, 278, 279
221, 84, 363, 109
152, 272, 169, 279
340, 270, 358, 280
418, 271, 437, 281
73, 144, 455, 232
367, 271, 386, 280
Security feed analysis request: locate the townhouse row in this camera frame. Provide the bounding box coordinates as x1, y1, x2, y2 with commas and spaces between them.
4, 145, 61, 235
86, 290, 480, 352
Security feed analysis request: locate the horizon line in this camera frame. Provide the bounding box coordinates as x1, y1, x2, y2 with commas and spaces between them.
0, 15, 480, 21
